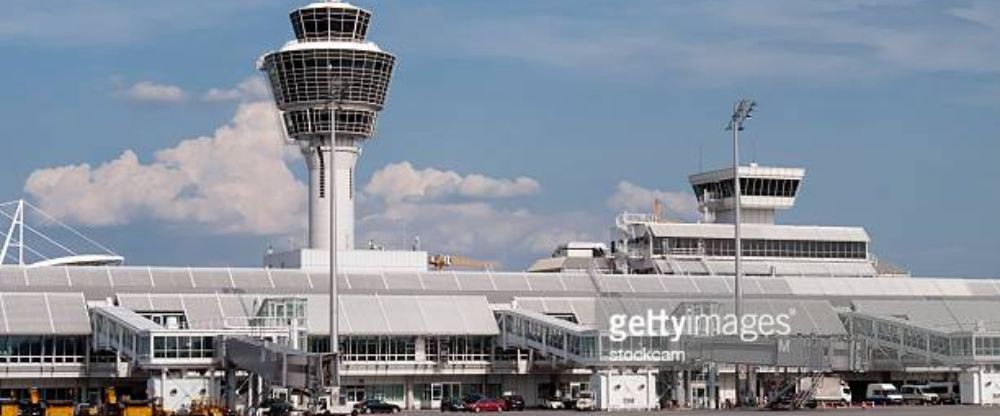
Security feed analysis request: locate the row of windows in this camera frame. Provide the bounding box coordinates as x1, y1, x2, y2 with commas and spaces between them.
263, 50, 394, 107
307, 336, 493, 362
693, 178, 801, 201
0, 336, 86, 364
284, 109, 376, 137
152, 336, 215, 359
659, 237, 867, 259
341, 337, 416, 362
291, 8, 372, 42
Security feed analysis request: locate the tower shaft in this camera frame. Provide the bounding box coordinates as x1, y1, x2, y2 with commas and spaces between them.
303, 140, 358, 252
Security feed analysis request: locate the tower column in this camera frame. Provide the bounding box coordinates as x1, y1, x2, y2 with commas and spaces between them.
302, 142, 358, 252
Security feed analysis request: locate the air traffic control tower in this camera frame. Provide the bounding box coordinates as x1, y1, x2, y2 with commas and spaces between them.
259, 1, 425, 271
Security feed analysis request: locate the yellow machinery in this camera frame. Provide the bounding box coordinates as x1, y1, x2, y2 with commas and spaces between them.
187, 399, 224, 416
43, 400, 73, 416
1, 399, 18, 416
121, 400, 152, 416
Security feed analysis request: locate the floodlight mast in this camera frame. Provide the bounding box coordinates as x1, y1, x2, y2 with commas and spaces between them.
328, 79, 348, 392
726, 97, 756, 406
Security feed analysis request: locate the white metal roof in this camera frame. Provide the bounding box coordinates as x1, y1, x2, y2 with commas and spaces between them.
92, 305, 163, 332
306, 295, 500, 336
297, 1, 366, 12
646, 223, 870, 242
0, 292, 91, 335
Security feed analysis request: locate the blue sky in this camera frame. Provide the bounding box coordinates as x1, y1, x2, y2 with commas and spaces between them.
0, 0, 998, 276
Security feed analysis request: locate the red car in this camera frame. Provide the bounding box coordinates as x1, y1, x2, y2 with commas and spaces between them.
465, 398, 504, 413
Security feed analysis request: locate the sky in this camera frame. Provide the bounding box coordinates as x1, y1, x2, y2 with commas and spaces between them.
0, 0, 998, 277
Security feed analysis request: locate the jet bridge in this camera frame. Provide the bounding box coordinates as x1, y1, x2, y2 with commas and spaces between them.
842, 299, 1000, 369
495, 298, 850, 370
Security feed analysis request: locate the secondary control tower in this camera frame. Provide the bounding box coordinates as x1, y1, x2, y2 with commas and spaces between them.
258, 0, 396, 252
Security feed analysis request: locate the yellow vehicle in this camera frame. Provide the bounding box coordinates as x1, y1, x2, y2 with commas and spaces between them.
43, 400, 74, 416
121, 400, 152, 416
1, 399, 19, 416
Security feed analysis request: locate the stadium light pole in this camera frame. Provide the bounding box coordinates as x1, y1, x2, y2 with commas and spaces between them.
726, 98, 755, 406
328, 77, 348, 396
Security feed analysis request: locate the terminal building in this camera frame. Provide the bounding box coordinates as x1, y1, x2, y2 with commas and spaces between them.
1, 0, 1000, 412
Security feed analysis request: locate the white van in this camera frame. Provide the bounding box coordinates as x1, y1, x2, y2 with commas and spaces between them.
866, 383, 902, 405
900, 385, 939, 405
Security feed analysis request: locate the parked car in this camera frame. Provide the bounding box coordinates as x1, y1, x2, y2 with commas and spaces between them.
574, 392, 595, 411
441, 397, 467, 412
462, 394, 486, 404
352, 399, 401, 415
900, 385, 939, 405
866, 383, 903, 405
464, 399, 504, 413
499, 395, 524, 411
539, 398, 564, 410
924, 381, 960, 404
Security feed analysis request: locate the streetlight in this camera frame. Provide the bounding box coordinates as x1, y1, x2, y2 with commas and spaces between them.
726, 97, 755, 406
327, 76, 349, 399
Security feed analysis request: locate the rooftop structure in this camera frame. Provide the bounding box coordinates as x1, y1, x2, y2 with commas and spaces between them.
689, 164, 805, 224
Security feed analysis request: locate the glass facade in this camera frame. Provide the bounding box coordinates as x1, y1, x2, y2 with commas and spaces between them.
291, 7, 371, 42
283, 108, 376, 137
657, 237, 867, 259
151, 336, 215, 359
0, 336, 85, 364
263, 49, 395, 109
693, 177, 800, 200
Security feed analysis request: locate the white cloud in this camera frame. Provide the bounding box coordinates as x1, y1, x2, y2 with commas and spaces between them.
363, 162, 541, 203
358, 163, 593, 266
359, 201, 599, 265
202, 77, 270, 102
607, 181, 698, 221
120, 81, 187, 103
24, 101, 306, 235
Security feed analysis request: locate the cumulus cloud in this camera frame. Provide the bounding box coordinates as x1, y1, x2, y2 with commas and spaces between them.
364, 162, 541, 203
120, 81, 187, 103
359, 201, 599, 264
24, 101, 306, 235
358, 163, 595, 266
202, 77, 270, 102
607, 181, 698, 220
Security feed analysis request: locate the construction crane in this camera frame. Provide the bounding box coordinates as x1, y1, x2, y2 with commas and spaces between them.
428, 255, 499, 271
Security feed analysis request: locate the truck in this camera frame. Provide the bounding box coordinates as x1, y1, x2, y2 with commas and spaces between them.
801, 377, 851, 407
866, 383, 903, 405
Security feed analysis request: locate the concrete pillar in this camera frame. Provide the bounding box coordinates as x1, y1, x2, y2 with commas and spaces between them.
683, 370, 691, 407
707, 364, 718, 409
405, 378, 414, 410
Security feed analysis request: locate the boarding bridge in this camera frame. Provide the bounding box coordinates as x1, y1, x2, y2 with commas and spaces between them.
91, 305, 292, 368
495, 303, 847, 370
842, 311, 1000, 369
221, 337, 326, 390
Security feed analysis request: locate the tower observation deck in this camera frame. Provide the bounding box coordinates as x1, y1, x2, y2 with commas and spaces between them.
258, 0, 396, 251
